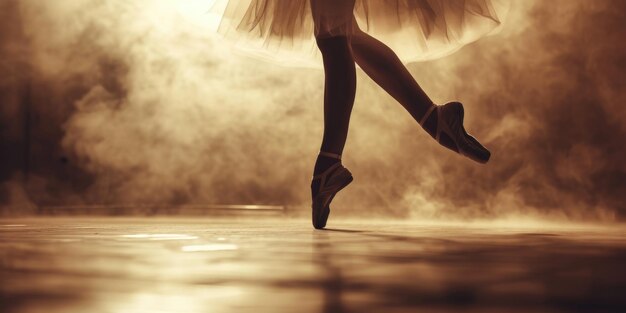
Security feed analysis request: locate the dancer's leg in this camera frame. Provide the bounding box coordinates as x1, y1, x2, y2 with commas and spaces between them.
313, 36, 356, 174
311, 0, 357, 175
309, 0, 358, 229
350, 27, 490, 163
350, 29, 439, 137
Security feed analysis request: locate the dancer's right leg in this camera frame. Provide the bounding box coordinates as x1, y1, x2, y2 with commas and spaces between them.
350, 29, 439, 138
350, 28, 490, 163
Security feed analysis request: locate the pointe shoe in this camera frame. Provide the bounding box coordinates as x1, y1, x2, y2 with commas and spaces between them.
420, 102, 491, 163
311, 151, 353, 229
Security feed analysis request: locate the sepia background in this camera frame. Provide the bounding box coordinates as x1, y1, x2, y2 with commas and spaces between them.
1, 0, 625, 222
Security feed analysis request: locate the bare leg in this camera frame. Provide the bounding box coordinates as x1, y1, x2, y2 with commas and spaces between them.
350, 29, 439, 137
317, 36, 356, 159
350, 27, 490, 162
311, 0, 357, 175
309, 0, 358, 229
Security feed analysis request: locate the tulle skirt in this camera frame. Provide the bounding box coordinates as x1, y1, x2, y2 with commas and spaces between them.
213, 0, 509, 67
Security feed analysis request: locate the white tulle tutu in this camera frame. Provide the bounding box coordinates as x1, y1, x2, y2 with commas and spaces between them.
213, 0, 509, 67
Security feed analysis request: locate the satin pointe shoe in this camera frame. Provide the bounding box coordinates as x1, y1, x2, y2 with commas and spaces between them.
420, 102, 491, 163
311, 151, 353, 229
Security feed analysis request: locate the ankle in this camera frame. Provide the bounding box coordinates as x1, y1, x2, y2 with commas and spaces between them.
313, 155, 340, 176
313, 151, 342, 175
419, 104, 438, 138
423, 110, 438, 138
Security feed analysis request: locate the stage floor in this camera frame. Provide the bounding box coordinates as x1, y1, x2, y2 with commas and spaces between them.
1, 217, 625, 313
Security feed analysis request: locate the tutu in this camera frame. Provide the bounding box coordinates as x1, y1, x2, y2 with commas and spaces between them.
213, 0, 509, 67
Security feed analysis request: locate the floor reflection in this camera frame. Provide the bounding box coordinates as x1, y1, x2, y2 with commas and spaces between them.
314, 231, 346, 313
181, 243, 238, 252
120, 234, 199, 240
0, 217, 624, 313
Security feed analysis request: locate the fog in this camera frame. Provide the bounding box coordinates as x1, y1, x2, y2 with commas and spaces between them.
1, 0, 624, 221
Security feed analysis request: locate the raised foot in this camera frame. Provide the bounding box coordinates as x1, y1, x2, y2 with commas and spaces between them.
426, 102, 491, 164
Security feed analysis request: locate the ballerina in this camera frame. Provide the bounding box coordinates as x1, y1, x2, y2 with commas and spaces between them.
215, 0, 506, 229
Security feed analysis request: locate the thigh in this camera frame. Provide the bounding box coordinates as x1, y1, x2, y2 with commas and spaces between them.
310, 0, 356, 38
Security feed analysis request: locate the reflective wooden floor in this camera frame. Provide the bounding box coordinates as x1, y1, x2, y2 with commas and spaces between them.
1, 217, 625, 313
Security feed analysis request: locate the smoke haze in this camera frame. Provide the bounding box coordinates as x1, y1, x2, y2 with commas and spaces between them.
1, 0, 625, 221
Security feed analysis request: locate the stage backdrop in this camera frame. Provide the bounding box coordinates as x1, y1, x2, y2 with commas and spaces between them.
1, 0, 625, 221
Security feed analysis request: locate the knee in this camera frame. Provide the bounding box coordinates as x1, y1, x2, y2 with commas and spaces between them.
315, 35, 350, 54
314, 21, 361, 42
314, 23, 354, 40
311, 0, 357, 40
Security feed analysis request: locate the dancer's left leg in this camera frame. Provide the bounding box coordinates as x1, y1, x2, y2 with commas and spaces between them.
313, 35, 356, 175
311, 0, 357, 175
